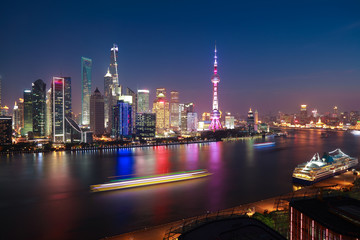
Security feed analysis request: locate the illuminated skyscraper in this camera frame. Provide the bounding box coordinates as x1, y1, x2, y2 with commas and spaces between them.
137, 89, 150, 113
181, 102, 194, 131
225, 114, 235, 129
45, 89, 52, 137
0, 116, 12, 145
63, 77, 72, 118
209, 45, 222, 131
104, 68, 112, 129
126, 87, 137, 132
13, 102, 19, 130
0, 75, 2, 107
90, 88, 104, 136
112, 100, 132, 139
247, 108, 255, 134
81, 57, 92, 125
152, 88, 170, 135
109, 44, 119, 85
187, 112, 198, 132
50, 77, 73, 142
136, 113, 156, 139
170, 91, 180, 130
23, 89, 33, 135
300, 104, 308, 124
32, 79, 46, 137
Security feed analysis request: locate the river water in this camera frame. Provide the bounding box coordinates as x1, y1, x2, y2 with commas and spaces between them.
1, 129, 360, 239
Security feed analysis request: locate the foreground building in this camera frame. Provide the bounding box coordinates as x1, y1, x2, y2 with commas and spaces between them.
137, 89, 150, 113
81, 57, 92, 126
112, 100, 132, 139
90, 88, 104, 136
135, 113, 156, 139
0, 116, 12, 145
32, 79, 46, 137
23, 89, 32, 135
153, 88, 170, 135
290, 196, 360, 240
170, 91, 180, 130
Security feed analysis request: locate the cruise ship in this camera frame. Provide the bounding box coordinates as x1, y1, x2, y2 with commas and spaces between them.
292, 149, 358, 185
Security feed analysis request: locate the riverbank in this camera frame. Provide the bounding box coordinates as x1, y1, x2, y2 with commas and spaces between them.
0, 139, 217, 155
104, 171, 359, 240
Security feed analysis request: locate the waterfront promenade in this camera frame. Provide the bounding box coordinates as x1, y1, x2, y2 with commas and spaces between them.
105, 171, 358, 240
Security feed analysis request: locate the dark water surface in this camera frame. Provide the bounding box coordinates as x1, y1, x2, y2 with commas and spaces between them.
1, 130, 360, 239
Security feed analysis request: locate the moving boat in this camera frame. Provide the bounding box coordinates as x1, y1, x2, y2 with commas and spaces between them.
292, 149, 358, 185
254, 142, 275, 147
91, 169, 212, 192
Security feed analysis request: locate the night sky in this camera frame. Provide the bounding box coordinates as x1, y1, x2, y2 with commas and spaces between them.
1, 0, 360, 117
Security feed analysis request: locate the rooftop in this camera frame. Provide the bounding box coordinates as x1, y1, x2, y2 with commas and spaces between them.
290, 196, 360, 237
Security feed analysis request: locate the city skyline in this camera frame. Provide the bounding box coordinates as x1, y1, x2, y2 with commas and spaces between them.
1, 1, 360, 115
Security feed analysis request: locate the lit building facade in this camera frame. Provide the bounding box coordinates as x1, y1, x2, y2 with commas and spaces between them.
112, 100, 132, 139
104, 68, 112, 130
209, 45, 222, 131
290, 197, 360, 240
137, 89, 150, 113
126, 87, 137, 132
202, 112, 211, 121
45, 89, 52, 137
247, 108, 255, 134
23, 89, 33, 135
152, 88, 170, 135
225, 115, 235, 129
81, 57, 92, 125
90, 88, 104, 136
109, 44, 119, 85
180, 102, 194, 131
49, 77, 72, 143
32, 79, 46, 137
300, 104, 308, 124
0, 116, 12, 145
136, 113, 156, 139
170, 91, 180, 130
187, 112, 198, 132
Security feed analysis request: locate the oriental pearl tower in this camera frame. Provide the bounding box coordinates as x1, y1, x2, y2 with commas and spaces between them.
209, 44, 222, 131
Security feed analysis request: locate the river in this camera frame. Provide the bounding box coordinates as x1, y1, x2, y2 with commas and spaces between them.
1, 129, 359, 239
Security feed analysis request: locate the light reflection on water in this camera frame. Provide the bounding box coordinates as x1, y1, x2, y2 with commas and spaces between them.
1, 130, 360, 240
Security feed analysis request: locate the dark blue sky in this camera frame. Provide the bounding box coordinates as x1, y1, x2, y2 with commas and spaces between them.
1, 0, 360, 116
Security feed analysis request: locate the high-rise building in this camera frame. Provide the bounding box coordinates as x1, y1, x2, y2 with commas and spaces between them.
300, 104, 307, 124
90, 88, 104, 136
225, 115, 235, 129
0, 116, 12, 145
104, 68, 112, 129
1, 106, 9, 116
32, 79, 46, 137
18, 98, 24, 130
202, 112, 211, 121
247, 108, 255, 134
12, 102, 20, 131
170, 91, 180, 130
63, 77, 72, 118
45, 89, 52, 137
126, 87, 137, 132
112, 100, 132, 139
209, 45, 222, 131
81, 57, 92, 125
180, 102, 194, 131
109, 44, 119, 85
49, 77, 73, 142
254, 110, 259, 124
51, 78, 66, 142
187, 112, 198, 132
136, 113, 156, 139
23, 89, 33, 135
137, 89, 150, 113
152, 88, 170, 135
